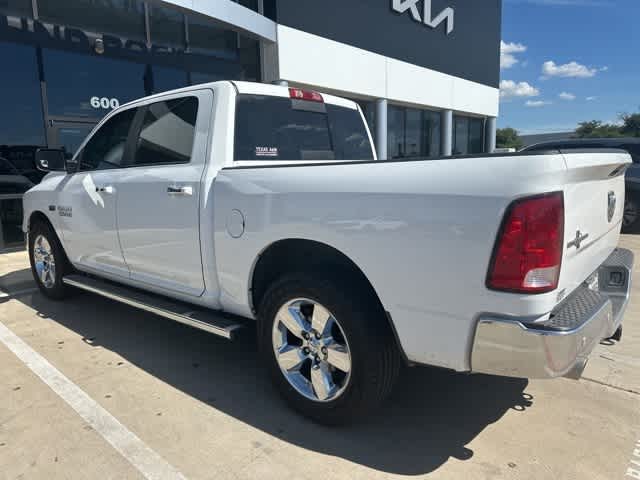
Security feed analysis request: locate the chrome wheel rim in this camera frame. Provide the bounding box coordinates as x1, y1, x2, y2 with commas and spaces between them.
272, 298, 352, 403
624, 199, 638, 228
33, 234, 56, 289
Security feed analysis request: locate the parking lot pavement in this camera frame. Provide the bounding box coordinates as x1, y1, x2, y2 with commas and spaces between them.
1, 239, 639, 480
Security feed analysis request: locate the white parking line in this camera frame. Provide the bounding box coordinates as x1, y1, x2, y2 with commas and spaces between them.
0, 287, 38, 300
627, 439, 640, 478
0, 320, 187, 480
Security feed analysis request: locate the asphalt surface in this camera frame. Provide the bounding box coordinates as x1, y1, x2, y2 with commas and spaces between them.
1, 236, 639, 479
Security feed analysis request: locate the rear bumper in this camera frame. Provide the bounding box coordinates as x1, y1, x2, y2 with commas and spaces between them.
471, 248, 634, 380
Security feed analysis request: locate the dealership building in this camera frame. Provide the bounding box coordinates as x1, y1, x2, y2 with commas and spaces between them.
0, 0, 501, 249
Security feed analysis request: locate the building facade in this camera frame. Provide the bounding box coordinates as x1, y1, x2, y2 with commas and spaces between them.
0, 0, 501, 250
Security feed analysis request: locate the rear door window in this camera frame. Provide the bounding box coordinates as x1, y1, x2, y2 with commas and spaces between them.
132, 97, 199, 167
234, 95, 373, 161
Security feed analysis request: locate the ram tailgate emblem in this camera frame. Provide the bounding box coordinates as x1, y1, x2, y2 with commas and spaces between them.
567, 230, 589, 250
392, 0, 455, 35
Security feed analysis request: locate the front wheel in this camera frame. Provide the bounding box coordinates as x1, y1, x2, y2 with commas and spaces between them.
28, 220, 73, 300
259, 272, 401, 425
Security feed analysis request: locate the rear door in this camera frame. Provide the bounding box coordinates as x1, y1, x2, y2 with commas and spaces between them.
116, 90, 213, 297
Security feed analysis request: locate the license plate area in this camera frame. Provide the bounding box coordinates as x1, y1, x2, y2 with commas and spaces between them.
598, 266, 629, 294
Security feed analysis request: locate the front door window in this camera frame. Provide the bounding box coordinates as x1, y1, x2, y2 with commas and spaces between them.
51, 123, 96, 159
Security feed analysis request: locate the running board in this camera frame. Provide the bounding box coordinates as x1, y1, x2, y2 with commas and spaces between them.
62, 274, 245, 340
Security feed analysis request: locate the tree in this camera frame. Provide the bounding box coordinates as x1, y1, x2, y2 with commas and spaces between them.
621, 111, 640, 137
574, 120, 623, 138
496, 127, 523, 150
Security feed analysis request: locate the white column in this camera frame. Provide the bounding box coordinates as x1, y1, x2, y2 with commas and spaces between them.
375, 99, 388, 160
485, 117, 497, 153
441, 109, 453, 156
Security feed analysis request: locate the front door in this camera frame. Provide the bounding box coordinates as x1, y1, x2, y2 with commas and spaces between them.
116, 93, 210, 297
55, 108, 137, 278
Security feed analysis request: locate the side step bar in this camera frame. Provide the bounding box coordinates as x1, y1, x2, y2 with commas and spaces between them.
62, 274, 245, 340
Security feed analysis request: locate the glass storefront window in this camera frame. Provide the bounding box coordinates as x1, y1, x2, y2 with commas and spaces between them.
388, 105, 441, 159
187, 14, 237, 58
454, 116, 470, 155
426, 112, 441, 157
454, 115, 485, 155
0, 0, 32, 17
235, 0, 259, 11
469, 118, 484, 154
43, 48, 146, 118
149, 4, 185, 49
152, 66, 188, 93
0, 198, 25, 247
190, 71, 226, 86
237, 35, 260, 81
0, 42, 45, 146
39, 0, 145, 41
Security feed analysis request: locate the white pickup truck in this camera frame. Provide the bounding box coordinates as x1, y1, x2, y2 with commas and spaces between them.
24, 81, 634, 424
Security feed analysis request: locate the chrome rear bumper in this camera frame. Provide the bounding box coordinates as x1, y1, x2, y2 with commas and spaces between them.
471, 248, 634, 380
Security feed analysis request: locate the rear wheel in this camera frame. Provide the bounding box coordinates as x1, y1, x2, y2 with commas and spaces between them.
28, 220, 73, 300
259, 272, 401, 425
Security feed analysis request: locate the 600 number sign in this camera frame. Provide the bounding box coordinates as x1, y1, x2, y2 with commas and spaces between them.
90, 96, 120, 109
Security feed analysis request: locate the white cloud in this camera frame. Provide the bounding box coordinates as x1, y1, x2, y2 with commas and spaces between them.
500, 80, 540, 99
501, 41, 527, 69
586, 96, 597, 101
525, 100, 553, 107
542, 60, 599, 78
558, 92, 576, 100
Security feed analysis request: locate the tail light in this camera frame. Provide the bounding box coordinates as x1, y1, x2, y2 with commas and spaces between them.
487, 192, 564, 294
289, 88, 323, 103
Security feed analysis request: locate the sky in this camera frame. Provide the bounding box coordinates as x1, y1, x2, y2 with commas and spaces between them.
498, 0, 640, 134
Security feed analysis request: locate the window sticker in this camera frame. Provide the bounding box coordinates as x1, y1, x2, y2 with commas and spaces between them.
255, 147, 278, 157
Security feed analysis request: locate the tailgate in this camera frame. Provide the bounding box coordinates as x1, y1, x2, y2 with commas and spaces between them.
558, 150, 632, 297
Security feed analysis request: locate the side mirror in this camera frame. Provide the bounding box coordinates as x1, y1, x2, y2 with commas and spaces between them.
35, 149, 66, 172
65, 156, 79, 174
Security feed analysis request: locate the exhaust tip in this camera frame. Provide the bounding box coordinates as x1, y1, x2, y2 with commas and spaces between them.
564, 358, 588, 380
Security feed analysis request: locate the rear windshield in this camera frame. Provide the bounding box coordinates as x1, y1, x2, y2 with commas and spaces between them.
233, 95, 374, 161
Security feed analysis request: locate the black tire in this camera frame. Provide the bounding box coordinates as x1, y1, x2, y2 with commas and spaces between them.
28, 219, 73, 300
622, 193, 640, 233
258, 272, 401, 425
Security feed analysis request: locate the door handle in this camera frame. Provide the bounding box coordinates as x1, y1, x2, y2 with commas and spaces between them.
95, 186, 115, 194
167, 185, 193, 196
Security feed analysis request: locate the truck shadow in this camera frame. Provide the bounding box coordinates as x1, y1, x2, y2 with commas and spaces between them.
14, 287, 532, 476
